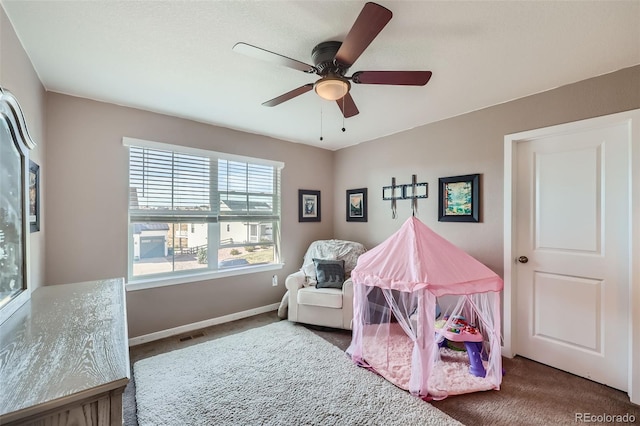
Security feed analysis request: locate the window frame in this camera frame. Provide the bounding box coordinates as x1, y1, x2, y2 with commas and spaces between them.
123, 137, 284, 290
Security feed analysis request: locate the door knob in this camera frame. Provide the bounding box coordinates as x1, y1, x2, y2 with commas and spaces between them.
518, 256, 529, 264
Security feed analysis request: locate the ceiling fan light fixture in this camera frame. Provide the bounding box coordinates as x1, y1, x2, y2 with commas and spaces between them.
314, 76, 350, 101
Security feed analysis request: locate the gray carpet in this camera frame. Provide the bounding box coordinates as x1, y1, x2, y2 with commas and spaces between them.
133, 320, 460, 426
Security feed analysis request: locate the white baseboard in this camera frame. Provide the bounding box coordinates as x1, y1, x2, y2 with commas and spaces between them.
128, 303, 280, 347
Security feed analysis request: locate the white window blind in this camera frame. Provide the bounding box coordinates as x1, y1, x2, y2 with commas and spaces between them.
218, 160, 280, 222
129, 146, 216, 222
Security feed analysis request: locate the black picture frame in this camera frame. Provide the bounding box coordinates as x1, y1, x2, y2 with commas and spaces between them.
298, 189, 321, 222
438, 174, 480, 223
346, 188, 367, 222
29, 160, 40, 232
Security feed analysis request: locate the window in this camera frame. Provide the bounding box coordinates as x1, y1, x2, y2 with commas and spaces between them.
125, 138, 283, 283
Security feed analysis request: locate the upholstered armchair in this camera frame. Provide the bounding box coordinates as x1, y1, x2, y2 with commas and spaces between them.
283, 240, 366, 330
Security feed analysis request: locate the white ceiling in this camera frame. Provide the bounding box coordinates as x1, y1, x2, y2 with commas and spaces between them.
2, 1, 639, 151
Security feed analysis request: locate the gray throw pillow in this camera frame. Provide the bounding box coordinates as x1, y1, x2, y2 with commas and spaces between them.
313, 258, 345, 289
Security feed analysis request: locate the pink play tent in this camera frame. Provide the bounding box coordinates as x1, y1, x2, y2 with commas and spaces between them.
347, 216, 503, 400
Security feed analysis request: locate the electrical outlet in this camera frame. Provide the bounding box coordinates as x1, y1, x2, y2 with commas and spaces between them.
272, 274, 278, 286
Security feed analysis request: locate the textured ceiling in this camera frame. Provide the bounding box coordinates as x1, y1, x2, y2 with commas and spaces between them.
2, 1, 639, 150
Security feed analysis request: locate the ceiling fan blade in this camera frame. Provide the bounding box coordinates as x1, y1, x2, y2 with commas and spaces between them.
334, 2, 392, 68
336, 92, 359, 118
351, 71, 432, 86
262, 84, 314, 107
233, 42, 316, 73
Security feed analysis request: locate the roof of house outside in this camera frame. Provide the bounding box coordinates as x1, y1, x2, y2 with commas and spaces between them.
133, 223, 170, 234
220, 200, 272, 214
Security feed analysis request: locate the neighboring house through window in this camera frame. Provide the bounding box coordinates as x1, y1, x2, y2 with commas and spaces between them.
124, 137, 283, 284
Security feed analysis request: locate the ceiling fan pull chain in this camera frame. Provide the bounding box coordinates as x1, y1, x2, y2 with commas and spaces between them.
319, 105, 323, 141
341, 97, 346, 132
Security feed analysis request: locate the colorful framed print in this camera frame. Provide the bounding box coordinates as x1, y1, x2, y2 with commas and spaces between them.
438, 174, 480, 222
29, 160, 40, 232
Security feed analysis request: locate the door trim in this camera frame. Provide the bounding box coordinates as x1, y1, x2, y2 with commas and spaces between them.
503, 109, 640, 404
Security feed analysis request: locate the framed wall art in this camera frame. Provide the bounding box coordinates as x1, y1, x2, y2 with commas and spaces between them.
29, 160, 40, 232
346, 188, 367, 222
298, 189, 321, 222
438, 174, 480, 222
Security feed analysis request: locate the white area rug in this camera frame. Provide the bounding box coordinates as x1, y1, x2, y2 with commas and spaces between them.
134, 321, 461, 426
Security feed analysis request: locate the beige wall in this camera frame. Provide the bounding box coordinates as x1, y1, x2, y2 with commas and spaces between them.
45, 93, 335, 337
333, 65, 640, 279
0, 7, 46, 290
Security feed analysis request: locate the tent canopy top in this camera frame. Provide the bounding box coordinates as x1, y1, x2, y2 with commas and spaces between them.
351, 216, 503, 295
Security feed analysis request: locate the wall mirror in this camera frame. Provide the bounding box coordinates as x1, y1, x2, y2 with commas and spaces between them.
0, 88, 36, 325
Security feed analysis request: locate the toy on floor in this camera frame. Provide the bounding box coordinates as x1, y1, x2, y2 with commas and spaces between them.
435, 315, 486, 378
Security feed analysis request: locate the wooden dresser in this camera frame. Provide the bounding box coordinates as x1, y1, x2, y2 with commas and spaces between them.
0, 278, 130, 426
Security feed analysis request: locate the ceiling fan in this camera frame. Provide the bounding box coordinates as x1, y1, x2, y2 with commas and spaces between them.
232, 2, 432, 118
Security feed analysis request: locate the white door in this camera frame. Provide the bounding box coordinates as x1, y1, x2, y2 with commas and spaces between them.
514, 121, 630, 391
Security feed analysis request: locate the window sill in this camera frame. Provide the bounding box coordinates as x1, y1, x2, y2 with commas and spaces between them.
126, 263, 285, 292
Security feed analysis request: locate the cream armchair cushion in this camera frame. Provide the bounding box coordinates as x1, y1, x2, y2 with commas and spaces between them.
283, 240, 365, 330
